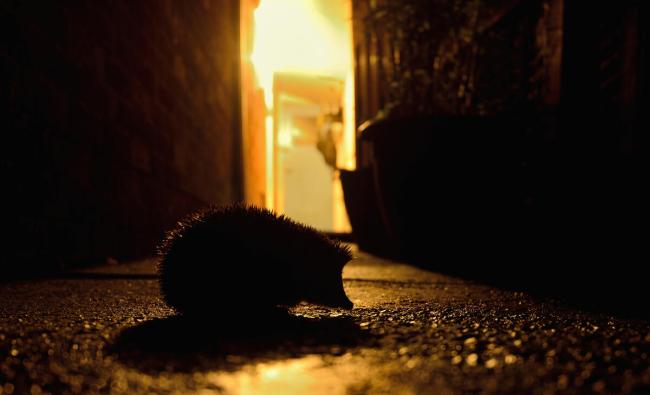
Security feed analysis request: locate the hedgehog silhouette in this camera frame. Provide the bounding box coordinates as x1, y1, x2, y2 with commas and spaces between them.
158, 205, 353, 316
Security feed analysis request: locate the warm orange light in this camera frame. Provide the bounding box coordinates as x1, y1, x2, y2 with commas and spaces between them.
265, 114, 274, 209
250, 0, 355, 231
340, 68, 356, 171
251, 0, 350, 108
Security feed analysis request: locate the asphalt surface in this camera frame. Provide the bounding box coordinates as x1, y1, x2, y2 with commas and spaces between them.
1, 249, 649, 394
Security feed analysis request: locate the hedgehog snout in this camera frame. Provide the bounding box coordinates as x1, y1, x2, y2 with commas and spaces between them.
335, 278, 353, 309
337, 294, 354, 309
315, 277, 353, 309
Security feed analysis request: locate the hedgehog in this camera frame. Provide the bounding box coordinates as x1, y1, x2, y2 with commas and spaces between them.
157, 205, 353, 316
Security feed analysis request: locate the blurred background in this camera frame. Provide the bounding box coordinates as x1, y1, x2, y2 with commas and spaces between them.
3, 0, 648, 294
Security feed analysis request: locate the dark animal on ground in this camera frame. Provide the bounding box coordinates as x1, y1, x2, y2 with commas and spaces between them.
158, 205, 353, 316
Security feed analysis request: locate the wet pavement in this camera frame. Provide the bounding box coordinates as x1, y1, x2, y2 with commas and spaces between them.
1, 249, 650, 394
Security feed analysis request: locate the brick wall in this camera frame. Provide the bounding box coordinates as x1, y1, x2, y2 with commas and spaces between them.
2, 0, 242, 273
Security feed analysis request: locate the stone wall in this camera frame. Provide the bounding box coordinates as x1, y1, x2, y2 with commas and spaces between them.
2, 0, 242, 273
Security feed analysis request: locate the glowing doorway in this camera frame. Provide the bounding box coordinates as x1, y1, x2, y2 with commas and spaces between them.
241, 0, 355, 232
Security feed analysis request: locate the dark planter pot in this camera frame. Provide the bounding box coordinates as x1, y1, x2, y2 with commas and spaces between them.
340, 169, 398, 258
355, 116, 650, 316
359, 116, 527, 269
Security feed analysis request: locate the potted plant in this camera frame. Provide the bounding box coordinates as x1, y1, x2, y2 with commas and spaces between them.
355, 0, 543, 265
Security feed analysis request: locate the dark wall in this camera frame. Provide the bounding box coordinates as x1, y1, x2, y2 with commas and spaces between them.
349, 0, 649, 309
2, 0, 242, 273
561, 0, 649, 153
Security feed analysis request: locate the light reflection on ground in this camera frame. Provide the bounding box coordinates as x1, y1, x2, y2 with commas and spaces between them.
1, 253, 650, 394
207, 355, 364, 395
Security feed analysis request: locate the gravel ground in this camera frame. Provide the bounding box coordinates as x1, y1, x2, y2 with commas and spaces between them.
1, 251, 649, 394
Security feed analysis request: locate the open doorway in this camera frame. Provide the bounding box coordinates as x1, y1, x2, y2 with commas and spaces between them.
240, 0, 355, 232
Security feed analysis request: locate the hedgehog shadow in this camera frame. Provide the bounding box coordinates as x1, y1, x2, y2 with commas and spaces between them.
110, 309, 375, 373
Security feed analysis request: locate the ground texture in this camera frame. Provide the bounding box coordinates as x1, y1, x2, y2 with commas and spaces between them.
1, 250, 650, 394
